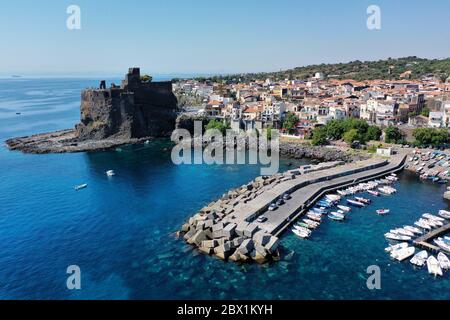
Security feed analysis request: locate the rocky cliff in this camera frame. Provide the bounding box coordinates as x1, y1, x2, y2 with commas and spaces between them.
6, 68, 179, 153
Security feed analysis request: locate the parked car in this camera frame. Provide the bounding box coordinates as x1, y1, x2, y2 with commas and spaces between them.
268, 203, 278, 211
276, 198, 285, 206
282, 193, 291, 200
257, 216, 268, 223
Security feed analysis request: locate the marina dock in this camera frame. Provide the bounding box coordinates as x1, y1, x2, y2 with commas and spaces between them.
413, 223, 450, 253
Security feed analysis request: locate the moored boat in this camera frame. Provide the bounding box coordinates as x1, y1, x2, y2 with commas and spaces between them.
367, 190, 380, 196
376, 209, 390, 215
393, 247, 415, 261
410, 250, 428, 267
385, 242, 408, 253
384, 233, 411, 241
438, 210, 450, 219
328, 212, 345, 221
437, 252, 450, 270
347, 199, 365, 208
427, 256, 443, 277
337, 205, 351, 212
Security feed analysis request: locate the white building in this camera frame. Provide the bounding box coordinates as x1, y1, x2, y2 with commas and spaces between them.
429, 111, 444, 128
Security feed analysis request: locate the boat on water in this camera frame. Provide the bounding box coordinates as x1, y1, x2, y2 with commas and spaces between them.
106, 170, 116, 177
337, 205, 351, 212
306, 214, 322, 222
434, 238, 450, 252
328, 212, 345, 221
355, 197, 371, 204
384, 233, 411, 241
376, 209, 390, 215
414, 220, 432, 230
393, 247, 415, 261
410, 250, 428, 267
427, 256, 443, 276
296, 222, 310, 229
326, 194, 341, 202
385, 242, 408, 253
437, 252, 450, 270
422, 213, 445, 222
438, 210, 450, 219
391, 228, 414, 237
367, 190, 380, 196
404, 225, 422, 235
312, 207, 328, 214
292, 228, 310, 239
347, 199, 365, 208
75, 184, 88, 191
425, 218, 443, 228
303, 219, 320, 228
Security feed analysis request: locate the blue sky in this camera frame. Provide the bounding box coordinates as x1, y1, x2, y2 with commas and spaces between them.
0, 0, 449, 76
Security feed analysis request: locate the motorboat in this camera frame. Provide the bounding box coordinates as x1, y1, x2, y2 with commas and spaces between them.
414, 220, 432, 230
385, 242, 408, 253
403, 226, 422, 235
312, 207, 328, 214
337, 205, 351, 212
328, 212, 345, 221
347, 199, 365, 208
434, 238, 450, 252
427, 256, 443, 276
422, 213, 445, 222
393, 247, 415, 261
391, 228, 414, 237
75, 184, 88, 191
384, 233, 411, 241
438, 210, 450, 219
293, 228, 310, 239
303, 219, 320, 229
437, 252, 450, 270
376, 209, 390, 215
367, 190, 380, 196
306, 213, 322, 222
355, 197, 371, 204
410, 250, 428, 267
106, 170, 116, 177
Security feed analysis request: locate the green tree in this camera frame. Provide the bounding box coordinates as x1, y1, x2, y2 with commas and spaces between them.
421, 106, 430, 117
204, 119, 230, 135
365, 125, 382, 141
311, 126, 328, 146
343, 129, 360, 144
413, 128, 448, 147
384, 126, 404, 143
325, 120, 346, 140
282, 112, 299, 134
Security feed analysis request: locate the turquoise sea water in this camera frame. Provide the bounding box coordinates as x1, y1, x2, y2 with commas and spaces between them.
0, 78, 450, 300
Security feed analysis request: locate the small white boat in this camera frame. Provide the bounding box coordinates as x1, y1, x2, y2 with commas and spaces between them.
75, 184, 88, 191
337, 205, 351, 212
367, 190, 380, 196
385, 242, 408, 253
404, 226, 422, 235
391, 228, 414, 237
410, 250, 428, 267
106, 170, 116, 177
414, 220, 432, 230
392, 247, 415, 261
427, 256, 443, 276
376, 209, 390, 215
437, 252, 450, 270
423, 213, 445, 222
434, 238, 450, 252
385, 233, 411, 241
347, 199, 365, 207
292, 227, 310, 239
438, 210, 450, 219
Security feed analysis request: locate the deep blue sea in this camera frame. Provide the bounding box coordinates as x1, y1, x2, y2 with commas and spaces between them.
0, 78, 450, 300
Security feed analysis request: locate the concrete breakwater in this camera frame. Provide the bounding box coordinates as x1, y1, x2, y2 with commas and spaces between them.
179, 152, 407, 263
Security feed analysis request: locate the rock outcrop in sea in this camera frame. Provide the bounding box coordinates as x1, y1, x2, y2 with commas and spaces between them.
6, 68, 178, 153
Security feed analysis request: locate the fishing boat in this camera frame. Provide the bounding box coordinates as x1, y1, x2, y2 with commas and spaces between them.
347, 199, 365, 208
106, 170, 116, 177
292, 228, 310, 239
337, 205, 351, 212
427, 256, 443, 277
410, 250, 428, 267
303, 219, 320, 229
376, 209, 390, 215
75, 184, 88, 191
306, 213, 322, 222
385, 242, 408, 253
393, 247, 415, 261
367, 190, 380, 196
438, 210, 450, 219
403, 226, 422, 235
422, 213, 445, 222
384, 233, 411, 241
437, 252, 450, 270
328, 212, 345, 221
355, 197, 371, 204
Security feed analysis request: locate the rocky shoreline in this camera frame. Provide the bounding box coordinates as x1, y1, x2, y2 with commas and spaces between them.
5, 129, 155, 154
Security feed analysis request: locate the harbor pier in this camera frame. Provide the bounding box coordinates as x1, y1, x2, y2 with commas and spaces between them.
180, 151, 407, 263
413, 223, 450, 253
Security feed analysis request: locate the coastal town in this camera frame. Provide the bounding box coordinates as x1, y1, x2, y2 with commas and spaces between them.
174, 69, 450, 145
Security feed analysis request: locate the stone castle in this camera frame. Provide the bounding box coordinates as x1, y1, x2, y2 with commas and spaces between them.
75, 68, 178, 140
